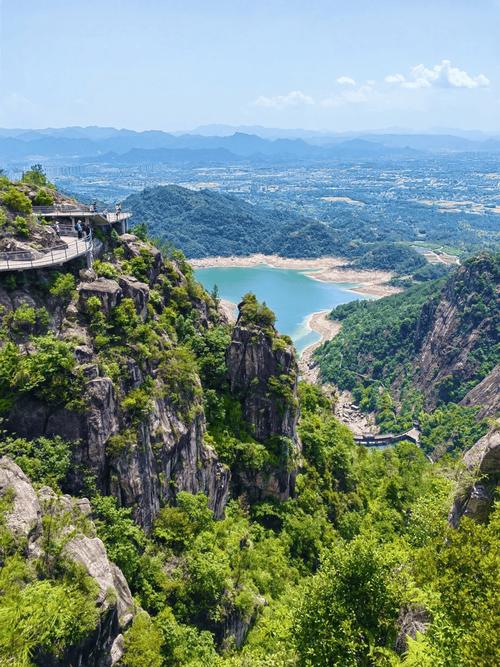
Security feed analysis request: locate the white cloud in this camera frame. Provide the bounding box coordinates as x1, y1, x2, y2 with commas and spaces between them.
386, 60, 490, 90
253, 90, 314, 109
385, 73, 406, 84
322, 83, 374, 108
336, 76, 356, 86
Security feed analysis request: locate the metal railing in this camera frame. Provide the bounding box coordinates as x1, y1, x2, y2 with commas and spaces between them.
33, 205, 131, 224
32, 203, 92, 214
0, 232, 93, 271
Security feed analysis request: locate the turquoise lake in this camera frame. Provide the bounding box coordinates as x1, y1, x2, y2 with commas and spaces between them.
194, 264, 367, 354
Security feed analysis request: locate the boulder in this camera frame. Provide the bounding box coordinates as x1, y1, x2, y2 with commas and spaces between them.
78, 279, 122, 315
118, 275, 149, 320
119, 234, 163, 282
0, 457, 41, 545
64, 535, 134, 625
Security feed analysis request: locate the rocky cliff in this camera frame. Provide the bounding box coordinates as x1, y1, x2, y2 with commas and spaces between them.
226, 294, 301, 501
412, 253, 499, 411
449, 428, 500, 527
0, 456, 133, 666
2, 233, 229, 530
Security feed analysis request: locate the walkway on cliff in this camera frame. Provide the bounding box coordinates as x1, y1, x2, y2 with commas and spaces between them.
32, 204, 131, 226
354, 426, 421, 447
0, 233, 93, 272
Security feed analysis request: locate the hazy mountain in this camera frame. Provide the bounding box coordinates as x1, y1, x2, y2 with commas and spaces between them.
1, 126, 499, 164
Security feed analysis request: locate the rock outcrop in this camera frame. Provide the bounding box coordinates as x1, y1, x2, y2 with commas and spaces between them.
0, 456, 42, 546
226, 296, 301, 501
449, 429, 500, 527
412, 254, 499, 411
4, 234, 229, 531
460, 364, 500, 419
0, 457, 134, 666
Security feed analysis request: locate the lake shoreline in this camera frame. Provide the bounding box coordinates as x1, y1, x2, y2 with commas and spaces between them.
298, 310, 341, 382
190, 254, 401, 298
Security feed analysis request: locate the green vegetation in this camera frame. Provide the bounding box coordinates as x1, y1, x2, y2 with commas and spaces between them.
125, 185, 430, 276
1, 187, 33, 215
0, 198, 496, 667
0, 334, 82, 412
0, 435, 72, 489
238, 292, 276, 332
317, 253, 498, 453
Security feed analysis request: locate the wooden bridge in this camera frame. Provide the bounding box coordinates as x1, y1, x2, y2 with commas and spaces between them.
354, 427, 420, 448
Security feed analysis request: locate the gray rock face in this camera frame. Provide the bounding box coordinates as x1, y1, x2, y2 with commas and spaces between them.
64, 535, 134, 625
226, 309, 301, 502
449, 429, 500, 527
395, 605, 429, 654
118, 275, 149, 320
0, 457, 41, 546
0, 457, 134, 667
78, 278, 122, 315
227, 325, 299, 443
460, 365, 500, 419
6, 237, 230, 531
110, 394, 229, 529
411, 257, 499, 412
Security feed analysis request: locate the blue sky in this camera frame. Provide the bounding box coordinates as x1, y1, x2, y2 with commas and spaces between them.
1, 0, 499, 132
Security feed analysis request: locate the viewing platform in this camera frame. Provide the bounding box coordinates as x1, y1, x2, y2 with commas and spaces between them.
0, 229, 93, 272
32, 204, 132, 230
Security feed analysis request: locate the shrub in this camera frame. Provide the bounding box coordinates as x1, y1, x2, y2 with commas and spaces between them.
121, 381, 154, 423
21, 164, 52, 188
1, 187, 32, 214
239, 292, 276, 331
32, 188, 54, 206
0, 335, 80, 410
4, 304, 49, 336
0, 435, 72, 489
49, 273, 76, 300
93, 259, 119, 279
122, 611, 163, 667
0, 572, 100, 664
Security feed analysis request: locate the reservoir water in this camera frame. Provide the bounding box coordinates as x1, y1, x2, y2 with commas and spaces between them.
194, 264, 367, 354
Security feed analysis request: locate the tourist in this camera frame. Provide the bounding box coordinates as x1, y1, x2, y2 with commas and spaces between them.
75, 220, 83, 239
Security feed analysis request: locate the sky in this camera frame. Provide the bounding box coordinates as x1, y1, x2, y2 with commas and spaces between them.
1, 0, 499, 133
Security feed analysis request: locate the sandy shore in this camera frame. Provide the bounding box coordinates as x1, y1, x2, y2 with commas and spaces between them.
190, 254, 400, 298
298, 310, 341, 382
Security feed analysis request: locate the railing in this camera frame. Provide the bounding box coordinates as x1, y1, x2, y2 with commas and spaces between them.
33, 205, 131, 224
354, 427, 420, 447
33, 204, 92, 214
0, 232, 93, 271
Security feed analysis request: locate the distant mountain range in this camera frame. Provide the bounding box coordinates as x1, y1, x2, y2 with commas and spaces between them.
1, 125, 499, 165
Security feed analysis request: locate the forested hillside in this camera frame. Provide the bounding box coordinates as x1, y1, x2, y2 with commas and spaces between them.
0, 178, 498, 666
125, 185, 429, 276
317, 253, 499, 454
